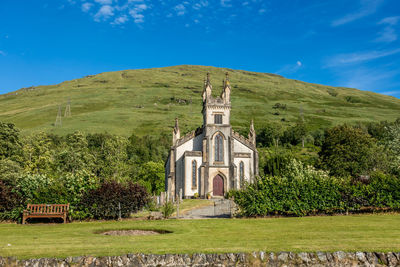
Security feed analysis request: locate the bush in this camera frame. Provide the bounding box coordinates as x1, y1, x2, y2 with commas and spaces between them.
80, 180, 149, 219
230, 160, 400, 217
161, 201, 175, 219
0, 180, 22, 221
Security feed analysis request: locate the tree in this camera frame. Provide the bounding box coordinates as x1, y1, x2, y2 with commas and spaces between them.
22, 132, 55, 175
384, 121, 400, 175
137, 161, 165, 195
55, 131, 95, 175
0, 122, 22, 162
319, 125, 382, 177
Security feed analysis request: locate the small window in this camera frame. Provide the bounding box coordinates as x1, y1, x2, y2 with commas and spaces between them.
214, 114, 223, 124
192, 160, 197, 188
239, 161, 244, 185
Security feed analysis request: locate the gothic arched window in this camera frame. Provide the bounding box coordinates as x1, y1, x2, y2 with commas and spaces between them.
239, 161, 244, 185
192, 160, 197, 188
214, 134, 223, 162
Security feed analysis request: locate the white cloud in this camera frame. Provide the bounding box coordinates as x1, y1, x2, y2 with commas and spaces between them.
277, 61, 303, 75
95, 0, 112, 5
94, 5, 114, 21
337, 67, 399, 92
379, 16, 400, 25
258, 9, 266, 14
81, 2, 93, 12
113, 15, 128, 25
129, 3, 148, 23
331, 0, 383, 27
0, 51, 5, 56
325, 48, 400, 67
174, 4, 186, 16
221, 0, 231, 7
193, 1, 208, 10
375, 16, 400, 43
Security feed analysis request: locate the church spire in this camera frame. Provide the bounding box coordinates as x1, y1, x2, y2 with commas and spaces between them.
248, 119, 256, 146
221, 72, 231, 103
202, 72, 212, 102
172, 117, 180, 145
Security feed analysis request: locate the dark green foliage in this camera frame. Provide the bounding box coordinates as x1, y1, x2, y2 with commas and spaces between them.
0, 122, 22, 162
0, 180, 19, 212
80, 180, 149, 219
231, 161, 400, 217
263, 152, 294, 176
319, 125, 383, 177
282, 122, 308, 147
272, 103, 287, 110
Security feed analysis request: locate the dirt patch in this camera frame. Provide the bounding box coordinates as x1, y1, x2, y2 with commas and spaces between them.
101, 230, 166, 236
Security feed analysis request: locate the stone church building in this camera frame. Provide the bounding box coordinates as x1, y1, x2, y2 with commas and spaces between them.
165, 73, 259, 198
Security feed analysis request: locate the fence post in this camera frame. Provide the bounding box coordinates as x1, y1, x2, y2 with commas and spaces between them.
118, 202, 121, 221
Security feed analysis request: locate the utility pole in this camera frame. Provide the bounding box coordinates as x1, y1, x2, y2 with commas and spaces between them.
64, 98, 71, 117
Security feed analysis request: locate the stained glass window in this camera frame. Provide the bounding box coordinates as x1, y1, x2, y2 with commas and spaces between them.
215, 134, 223, 162
192, 160, 197, 188
240, 161, 244, 185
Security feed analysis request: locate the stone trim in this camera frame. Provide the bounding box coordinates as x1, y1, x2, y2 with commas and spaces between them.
174, 127, 203, 148
1, 252, 398, 266
184, 151, 203, 157
232, 130, 256, 150
234, 152, 251, 158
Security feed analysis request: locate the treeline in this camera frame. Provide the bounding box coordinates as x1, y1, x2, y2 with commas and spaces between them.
232, 118, 400, 216
0, 123, 170, 221
1, 117, 400, 220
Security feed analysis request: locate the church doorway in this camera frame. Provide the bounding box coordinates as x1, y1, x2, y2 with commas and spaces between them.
213, 175, 224, 196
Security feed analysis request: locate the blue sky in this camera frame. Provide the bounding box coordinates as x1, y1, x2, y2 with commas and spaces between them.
0, 0, 399, 98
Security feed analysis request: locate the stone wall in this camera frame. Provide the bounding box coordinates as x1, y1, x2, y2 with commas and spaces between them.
1, 251, 399, 266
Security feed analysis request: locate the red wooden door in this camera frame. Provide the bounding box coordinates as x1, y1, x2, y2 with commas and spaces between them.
213, 175, 224, 196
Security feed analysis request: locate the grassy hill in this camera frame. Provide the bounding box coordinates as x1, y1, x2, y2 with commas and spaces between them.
0, 65, 399, 136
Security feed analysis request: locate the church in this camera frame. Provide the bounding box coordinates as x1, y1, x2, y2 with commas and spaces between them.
165, 73, 259, 199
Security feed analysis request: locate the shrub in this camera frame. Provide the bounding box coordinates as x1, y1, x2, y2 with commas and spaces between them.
230, 160, 400, 217
0, 180, 22, 221
80, 180, 149, 219
161, 201, 175, 219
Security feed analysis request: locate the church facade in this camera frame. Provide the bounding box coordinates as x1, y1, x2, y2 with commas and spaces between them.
165, 73, 259, 198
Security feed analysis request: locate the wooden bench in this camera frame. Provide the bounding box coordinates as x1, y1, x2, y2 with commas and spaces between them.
22, 204, 69, 224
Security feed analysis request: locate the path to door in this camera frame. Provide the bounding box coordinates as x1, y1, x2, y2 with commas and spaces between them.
181, 199, 233, 219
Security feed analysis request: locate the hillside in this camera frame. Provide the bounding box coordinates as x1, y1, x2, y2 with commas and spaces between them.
0, 65, 399, 136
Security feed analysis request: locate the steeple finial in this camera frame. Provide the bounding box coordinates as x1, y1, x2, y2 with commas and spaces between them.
221, 72, 231, 103
248, 119, 256, 146
203, 72, 212, 102
172, 118, 180, 145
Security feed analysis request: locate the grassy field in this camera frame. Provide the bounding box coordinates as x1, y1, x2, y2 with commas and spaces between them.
1, 214, 400, 259
0, 65, 399, 136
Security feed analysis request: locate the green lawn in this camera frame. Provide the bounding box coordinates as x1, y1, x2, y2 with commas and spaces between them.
1, 214, 400, 259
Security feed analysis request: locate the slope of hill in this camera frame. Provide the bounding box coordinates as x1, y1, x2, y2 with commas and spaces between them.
0, 65, 399, 136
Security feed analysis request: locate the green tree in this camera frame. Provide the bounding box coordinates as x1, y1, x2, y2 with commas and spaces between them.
22, 132, 55, 175
384, 121, 400, 175
0, 122, 22, 162
137, 161, 165, 195
0, 159, 23, 186
319, 125, 382, 177
55, 131, 95, 175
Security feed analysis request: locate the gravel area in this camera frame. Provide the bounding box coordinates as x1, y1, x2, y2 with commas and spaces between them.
101, 230, 160, 236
